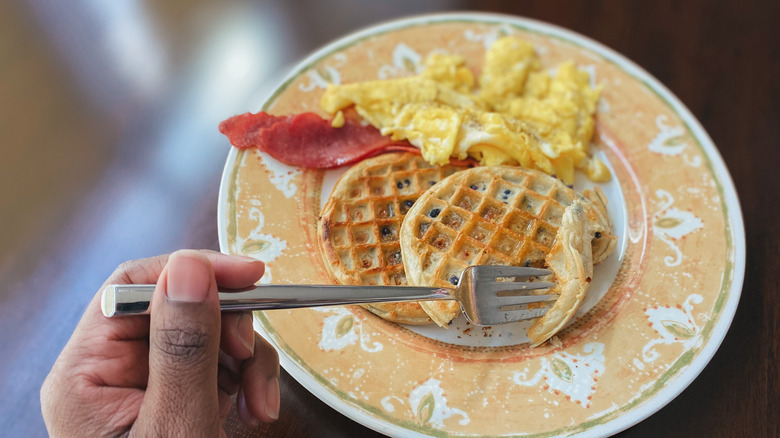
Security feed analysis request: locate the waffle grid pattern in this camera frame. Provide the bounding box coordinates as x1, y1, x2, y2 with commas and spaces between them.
408, 170, 576, 287
323, 155, 462, 285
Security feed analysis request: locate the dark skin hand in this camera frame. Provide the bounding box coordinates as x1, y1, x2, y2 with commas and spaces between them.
41, 250, 281, 437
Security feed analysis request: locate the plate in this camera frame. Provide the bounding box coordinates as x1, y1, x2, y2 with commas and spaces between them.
217, 13, 745, 437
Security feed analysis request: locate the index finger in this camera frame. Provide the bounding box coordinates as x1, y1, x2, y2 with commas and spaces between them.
76, 251, 265, 341
104, 250, 265, 289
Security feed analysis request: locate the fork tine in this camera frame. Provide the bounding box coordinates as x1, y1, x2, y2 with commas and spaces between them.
481, 281, 555, 295
473, 266, 552, 279
496, 305, 554, 323
494, 294, 558, 307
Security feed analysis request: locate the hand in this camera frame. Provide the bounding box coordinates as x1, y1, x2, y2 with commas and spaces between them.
41, 250, 280, 437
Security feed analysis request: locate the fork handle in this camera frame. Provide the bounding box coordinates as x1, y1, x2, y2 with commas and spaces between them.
101, 284, 453, 317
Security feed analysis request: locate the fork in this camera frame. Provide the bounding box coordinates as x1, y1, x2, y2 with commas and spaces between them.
101, 266, 556, 326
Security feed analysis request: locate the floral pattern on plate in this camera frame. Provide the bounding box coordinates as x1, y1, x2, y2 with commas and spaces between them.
219, 14, 744, 437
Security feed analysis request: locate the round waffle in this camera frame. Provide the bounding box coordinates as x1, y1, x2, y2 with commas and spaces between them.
399, 166, 615, 336
317, 152, 467, 325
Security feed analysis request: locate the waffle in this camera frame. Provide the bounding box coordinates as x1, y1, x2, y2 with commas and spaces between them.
317, 152, 467, 325
399, 166, 615, 340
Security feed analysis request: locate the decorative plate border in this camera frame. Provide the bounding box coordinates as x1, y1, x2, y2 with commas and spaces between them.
217, 12, 745, 437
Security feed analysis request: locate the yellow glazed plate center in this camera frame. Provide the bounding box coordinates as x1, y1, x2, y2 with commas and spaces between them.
218, 13, 744, 438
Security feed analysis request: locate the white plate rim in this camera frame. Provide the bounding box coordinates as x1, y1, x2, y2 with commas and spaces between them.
217, 11, 746, 437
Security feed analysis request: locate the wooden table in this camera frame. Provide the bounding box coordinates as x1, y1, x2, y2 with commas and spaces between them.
1, 0, 777, 436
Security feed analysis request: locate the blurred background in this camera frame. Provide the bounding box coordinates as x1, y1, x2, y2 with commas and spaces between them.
1, 0, 777, 436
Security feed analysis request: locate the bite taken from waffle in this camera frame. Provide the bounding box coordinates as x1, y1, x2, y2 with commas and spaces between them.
399, 166, 616, 345
317, 152, 469, 324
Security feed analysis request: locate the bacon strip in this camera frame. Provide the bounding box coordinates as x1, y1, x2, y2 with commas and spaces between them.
218, 112, 292, 149
219, 110, 413, 168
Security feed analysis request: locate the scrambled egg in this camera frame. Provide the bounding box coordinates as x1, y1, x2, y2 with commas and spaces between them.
320, 37, 610, 184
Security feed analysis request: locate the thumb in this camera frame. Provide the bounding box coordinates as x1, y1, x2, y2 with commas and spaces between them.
135, 250, 222, 437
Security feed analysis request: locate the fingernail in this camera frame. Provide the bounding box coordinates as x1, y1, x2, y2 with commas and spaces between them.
238, 313, 255, 355
235, 254, 260, 263
266, 377, 280, 420
238, 390, 260, 428
166, 251, 211, 303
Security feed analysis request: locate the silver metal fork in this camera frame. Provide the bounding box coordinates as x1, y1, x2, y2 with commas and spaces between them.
101, 266, 555, 326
